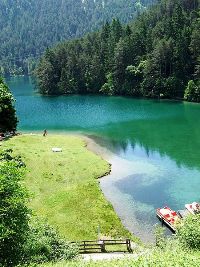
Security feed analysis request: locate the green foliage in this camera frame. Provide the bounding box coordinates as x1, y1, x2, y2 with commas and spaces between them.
0, 148, 78, 266
184, 80, 200, 102
0, 0, 155, 75
23, 219, 78, 264
154, 225, 166, 248
100, 73, 115, 95
0, 151, 30, 266
2, 135, 132, 243
0, 78, 17, 133
125, 62, 145, 95
177, 214, 200, 249
31, 239, 200, 267
36, 0, 200, 102
0, 149, 25, 167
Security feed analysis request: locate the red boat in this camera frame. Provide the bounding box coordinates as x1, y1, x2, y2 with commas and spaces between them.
156, 206, 180, 232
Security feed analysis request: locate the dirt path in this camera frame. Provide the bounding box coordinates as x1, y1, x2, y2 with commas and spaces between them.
82, 252, 139, 261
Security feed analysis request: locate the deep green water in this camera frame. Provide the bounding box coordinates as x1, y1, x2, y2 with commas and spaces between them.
7, 76, 200, 242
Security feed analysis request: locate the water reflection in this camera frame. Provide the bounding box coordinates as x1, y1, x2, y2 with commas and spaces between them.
96, 139, 200, 242
7, 76, 200, 242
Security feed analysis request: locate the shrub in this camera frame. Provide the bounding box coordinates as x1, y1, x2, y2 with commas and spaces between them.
184, 80, 200, 102
0, 78, 18, 133
154, 224, 166, 248
0, 160, 30, 266
22, 219, 79, 264
177, 214, 200, 249
100, 73, 114, 95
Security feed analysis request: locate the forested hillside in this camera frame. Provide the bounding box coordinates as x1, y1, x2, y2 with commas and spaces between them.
36, 0, 200, 101
0, 0, 155, 76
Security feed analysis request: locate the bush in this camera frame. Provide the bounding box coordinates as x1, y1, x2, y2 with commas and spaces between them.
0, 160, 30, 266
0, 78, 18, 133
184, 80, 200, 102
154, 225, 166, 248
177, 214, 200, 249
22, 219, 79, 264
100, 73, 114, 95
0, 149, 26, 167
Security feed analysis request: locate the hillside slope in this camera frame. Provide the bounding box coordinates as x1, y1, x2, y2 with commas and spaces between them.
36, 0, 200, 101
0, 0, 155, 75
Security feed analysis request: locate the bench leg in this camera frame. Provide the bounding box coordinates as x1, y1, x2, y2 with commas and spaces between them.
126, 239, 132, 253
100, 243, 106, 252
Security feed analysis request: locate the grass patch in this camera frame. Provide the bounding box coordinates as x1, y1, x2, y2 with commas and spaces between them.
1, 134, 133, 241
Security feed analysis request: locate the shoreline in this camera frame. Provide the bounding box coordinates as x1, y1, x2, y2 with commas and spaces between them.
82, 135, 155, 244
10, 131, 155, 243
1, 133, 133, 242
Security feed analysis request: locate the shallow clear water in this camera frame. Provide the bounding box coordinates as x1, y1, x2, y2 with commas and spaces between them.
7, 76, 200, 242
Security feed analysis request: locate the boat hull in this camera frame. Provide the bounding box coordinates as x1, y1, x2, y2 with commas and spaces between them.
156, 211, 176, 232
156, 206, 180, 232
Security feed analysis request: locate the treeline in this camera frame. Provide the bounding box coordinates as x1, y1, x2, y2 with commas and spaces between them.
0, 0, 155, 76
36, 0, 200, 101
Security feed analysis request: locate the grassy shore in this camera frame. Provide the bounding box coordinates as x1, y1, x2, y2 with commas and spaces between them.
1, 134, 132, 241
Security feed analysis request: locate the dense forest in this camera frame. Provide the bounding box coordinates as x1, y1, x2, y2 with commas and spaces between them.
0, 0, 155, 76
36, 0, 200, 101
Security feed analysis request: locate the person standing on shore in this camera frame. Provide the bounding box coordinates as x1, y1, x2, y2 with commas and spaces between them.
43, 129, 47, 137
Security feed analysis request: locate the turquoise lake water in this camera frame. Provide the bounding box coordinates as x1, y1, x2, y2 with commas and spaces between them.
7, 76, 200, 242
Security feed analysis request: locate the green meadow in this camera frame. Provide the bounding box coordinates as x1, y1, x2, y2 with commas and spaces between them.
1, 134, 132, 241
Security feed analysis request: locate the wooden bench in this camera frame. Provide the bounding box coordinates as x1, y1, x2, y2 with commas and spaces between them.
71, 239, 132, 253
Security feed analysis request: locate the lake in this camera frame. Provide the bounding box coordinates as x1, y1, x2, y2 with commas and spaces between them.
7, 76, 200, 242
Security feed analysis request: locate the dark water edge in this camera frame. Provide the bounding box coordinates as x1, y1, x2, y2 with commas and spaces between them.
7, 76, 200, 243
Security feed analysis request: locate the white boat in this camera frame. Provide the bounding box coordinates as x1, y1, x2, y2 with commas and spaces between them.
185, 202, 200, 215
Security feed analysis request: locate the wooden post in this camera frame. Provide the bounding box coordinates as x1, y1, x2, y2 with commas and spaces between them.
126, 239, 132, 252
98, 225, 100, 240
126, 239, 129, 251
99, 240, 106, 252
